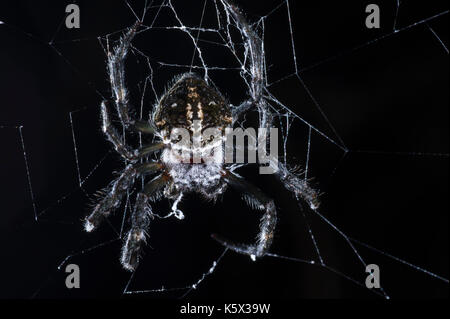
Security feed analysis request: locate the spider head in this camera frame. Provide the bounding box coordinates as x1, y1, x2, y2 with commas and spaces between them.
153, 73, 232, 141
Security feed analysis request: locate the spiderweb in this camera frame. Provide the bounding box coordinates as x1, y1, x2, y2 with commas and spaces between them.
0, 0, 448, 299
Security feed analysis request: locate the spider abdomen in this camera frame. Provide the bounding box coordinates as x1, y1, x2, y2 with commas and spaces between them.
153, 73, 232, 139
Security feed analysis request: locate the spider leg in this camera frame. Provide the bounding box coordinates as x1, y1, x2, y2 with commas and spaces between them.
107, 21, 141, 128
84, 162, 163, 232
121, 174, 170, 271
101, 101, 164, 161
133, 120, 155, 135
104, 21, 157, 154
223, 1, 266, 123
277, 165, 320, 210
212, 171, 277, 260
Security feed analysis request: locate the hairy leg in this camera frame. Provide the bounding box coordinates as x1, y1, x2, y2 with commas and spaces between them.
277, 164, 320, 210
121, 174, 170, 271
107, 22, 140, 127
84, 162, 163, 232
222, 1, 268, 126
213, 171, 277, 259
103, 21, 157, 160
101, 101, 164, 161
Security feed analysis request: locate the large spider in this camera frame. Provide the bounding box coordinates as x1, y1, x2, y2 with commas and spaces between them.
84, 1, 319, 271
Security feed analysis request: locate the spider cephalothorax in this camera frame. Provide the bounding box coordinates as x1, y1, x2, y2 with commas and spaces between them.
85, 1, 319, 271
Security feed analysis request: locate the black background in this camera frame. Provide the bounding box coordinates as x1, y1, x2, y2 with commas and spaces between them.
0, 0, 448, 301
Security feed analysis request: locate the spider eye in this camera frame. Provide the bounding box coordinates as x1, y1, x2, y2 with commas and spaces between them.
173, 135, 182, 142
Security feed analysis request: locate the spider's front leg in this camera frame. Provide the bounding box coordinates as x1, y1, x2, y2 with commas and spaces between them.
212, 171, 277, 260
84, 162, 163, 232
121, 174, 171, 271
277, 165, 321, 210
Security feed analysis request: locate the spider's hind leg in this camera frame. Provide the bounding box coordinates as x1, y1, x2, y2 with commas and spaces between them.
101, 101, 163, 161
212, 171, 277, 260
106, 21, 141, 127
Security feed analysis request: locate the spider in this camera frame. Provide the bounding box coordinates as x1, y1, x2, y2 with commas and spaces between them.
84, 1, 319, 271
